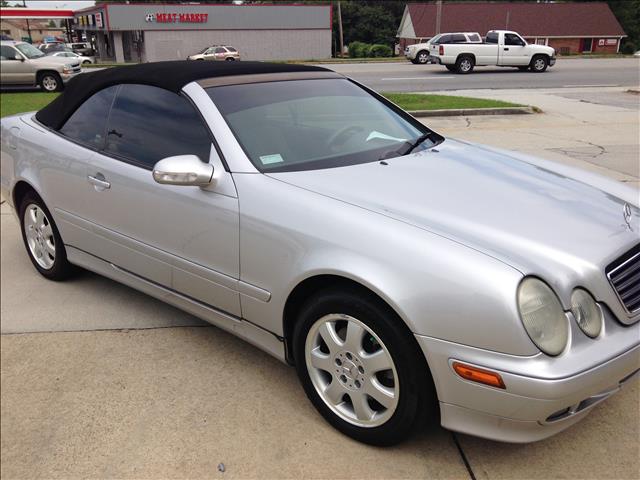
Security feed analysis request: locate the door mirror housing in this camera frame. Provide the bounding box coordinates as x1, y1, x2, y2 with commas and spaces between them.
152, 154, 213, 186
14, 54, 24, 61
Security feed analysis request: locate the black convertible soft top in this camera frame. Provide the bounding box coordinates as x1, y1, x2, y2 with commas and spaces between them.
36, 60, 330, 130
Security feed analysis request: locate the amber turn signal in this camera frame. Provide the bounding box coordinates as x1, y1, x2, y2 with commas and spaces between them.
452, 362, 506, 389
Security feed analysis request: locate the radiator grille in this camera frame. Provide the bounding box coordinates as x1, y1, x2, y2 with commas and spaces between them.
607, 244, 640, 314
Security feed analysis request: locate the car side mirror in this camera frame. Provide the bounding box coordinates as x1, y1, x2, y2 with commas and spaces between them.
152, 154, 213, 186
14, 54, 24, 61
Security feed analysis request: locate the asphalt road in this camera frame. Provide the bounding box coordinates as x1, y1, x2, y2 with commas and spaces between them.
319, 57, 640, 92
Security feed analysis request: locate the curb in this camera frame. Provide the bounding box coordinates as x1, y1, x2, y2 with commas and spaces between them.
408, 106, 537, 117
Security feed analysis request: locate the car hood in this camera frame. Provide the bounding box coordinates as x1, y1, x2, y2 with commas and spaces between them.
268, 139, 639, 320
33, 55, 78, 66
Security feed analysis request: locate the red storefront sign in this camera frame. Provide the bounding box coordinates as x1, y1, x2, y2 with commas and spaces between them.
154, 12, 209, 23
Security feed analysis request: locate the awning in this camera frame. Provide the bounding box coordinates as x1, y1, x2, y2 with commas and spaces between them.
0, 8, 75, 20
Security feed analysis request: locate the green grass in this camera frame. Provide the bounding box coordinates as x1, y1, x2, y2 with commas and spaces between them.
1, 91, 526, 119
382, 93, 523, 111
1, 92, 59, 118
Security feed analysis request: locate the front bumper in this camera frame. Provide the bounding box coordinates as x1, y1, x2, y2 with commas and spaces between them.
549, 56, 557, 67
61, 72, 80, 83
417, 311, 640, 442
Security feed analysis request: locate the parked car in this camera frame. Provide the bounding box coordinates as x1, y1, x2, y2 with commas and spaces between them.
430, 30, 556, 73
187, 45, 240, 61
0, 40, 81, 91
66, 42, 94, 57
1, 62, 638, 446
405, 32, 481, 64
38, 42, 70, 54
48, 50, 95, 65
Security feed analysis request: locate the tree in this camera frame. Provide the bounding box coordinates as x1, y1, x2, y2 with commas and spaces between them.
332, 1, 405, 48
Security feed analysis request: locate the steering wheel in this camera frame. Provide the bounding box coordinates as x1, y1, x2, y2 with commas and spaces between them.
327, 125, 365, 152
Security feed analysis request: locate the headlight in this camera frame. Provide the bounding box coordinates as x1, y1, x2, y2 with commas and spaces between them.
63, 64, 73, 73
571, 289, 603, 338
517, 278, 569, 356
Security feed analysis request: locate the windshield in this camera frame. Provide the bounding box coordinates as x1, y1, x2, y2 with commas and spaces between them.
207, 78, 440, 172
16, 43, 44, 59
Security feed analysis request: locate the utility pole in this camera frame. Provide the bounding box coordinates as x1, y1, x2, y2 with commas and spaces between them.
22, 0, 32, 43
337, 1, 344, 58
435, 0, 442, 35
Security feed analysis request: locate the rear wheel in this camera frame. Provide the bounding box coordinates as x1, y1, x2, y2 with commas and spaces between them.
416, 50, 430, 64
293, 287, 435, 446
38, 72, 63, 92
19, 192, 76, 280
530, 55, 549, 73
225, 57, 235, 61
455, 55, 474, 74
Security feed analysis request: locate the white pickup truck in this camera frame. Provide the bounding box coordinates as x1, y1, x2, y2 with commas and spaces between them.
430, 30, 556, 74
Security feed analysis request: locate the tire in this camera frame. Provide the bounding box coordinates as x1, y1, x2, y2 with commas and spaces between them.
530, 55, 549, 73
415, 50, 430, 64
82, 60, 91, 65
455, 55, 474, 74
19, 191, 76, 280
38, 72, 63, 92
225, 57, 235, 61
293, 287, 435, 446
445, 65, 456, 72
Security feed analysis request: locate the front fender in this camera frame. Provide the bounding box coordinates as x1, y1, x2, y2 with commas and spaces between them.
234, 173, 537, 356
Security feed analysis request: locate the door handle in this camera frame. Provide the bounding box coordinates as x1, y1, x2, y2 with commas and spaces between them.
503, 47, 509, 51
87, 174, 111, 189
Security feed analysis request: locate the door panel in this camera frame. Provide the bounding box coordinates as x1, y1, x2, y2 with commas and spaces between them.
81, 149, 241, 315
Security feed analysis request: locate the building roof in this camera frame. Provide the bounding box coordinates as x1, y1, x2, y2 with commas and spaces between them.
401, 2, 626, 38
36, 60, 331, 130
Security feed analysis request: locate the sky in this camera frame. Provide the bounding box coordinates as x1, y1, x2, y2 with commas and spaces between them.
4, 1, 95, 9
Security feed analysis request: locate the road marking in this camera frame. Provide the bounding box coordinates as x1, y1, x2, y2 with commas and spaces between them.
381, 76, 457, 81
562, 84, 619, 88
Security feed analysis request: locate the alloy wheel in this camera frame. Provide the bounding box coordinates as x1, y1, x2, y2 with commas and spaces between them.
42, 76, 58, 92
305, 314, 399, 428
23, 204, 56, 269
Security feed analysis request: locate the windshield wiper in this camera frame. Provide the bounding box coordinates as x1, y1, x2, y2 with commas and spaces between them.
378, 132, 435, 161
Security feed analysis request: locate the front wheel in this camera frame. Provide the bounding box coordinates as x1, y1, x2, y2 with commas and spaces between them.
530, 55, 549, 73
416, 50, 430, 64
293, 288, 435, 446
38, 72, 63, 92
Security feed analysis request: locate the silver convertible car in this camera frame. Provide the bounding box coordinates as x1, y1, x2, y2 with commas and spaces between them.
1, 61, 639, 446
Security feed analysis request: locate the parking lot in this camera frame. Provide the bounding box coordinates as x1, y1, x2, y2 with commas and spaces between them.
1, 83, 638, 479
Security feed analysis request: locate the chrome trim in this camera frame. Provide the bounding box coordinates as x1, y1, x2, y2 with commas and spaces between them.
196, 71, 343, 88
606, 249, 640, 315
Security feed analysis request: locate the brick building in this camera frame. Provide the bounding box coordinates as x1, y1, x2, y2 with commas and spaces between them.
397, 2, 626, 55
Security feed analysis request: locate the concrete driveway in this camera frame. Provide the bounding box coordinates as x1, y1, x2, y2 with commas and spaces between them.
1, 87, 639, 479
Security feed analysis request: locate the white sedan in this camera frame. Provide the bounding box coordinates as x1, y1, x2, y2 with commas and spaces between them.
48, 51, 94, 65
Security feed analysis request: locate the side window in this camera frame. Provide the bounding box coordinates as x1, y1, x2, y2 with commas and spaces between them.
505, 34, 524, 46
486, 32, 499, 44
451, 34, 467, 43
1, 45, 17, 60
226, 47, 237, 52
468, 33, 481, 42
59, 85, 117, 148
214, 47, 226, 54
103, 84, 212, 169
437, 34, 451, 44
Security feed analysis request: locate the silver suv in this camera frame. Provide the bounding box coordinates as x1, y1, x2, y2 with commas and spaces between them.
187, 45, 240, 61
1, 41, 81, 91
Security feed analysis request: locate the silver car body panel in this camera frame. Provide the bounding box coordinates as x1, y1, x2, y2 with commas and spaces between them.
1, 73, 639, 443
